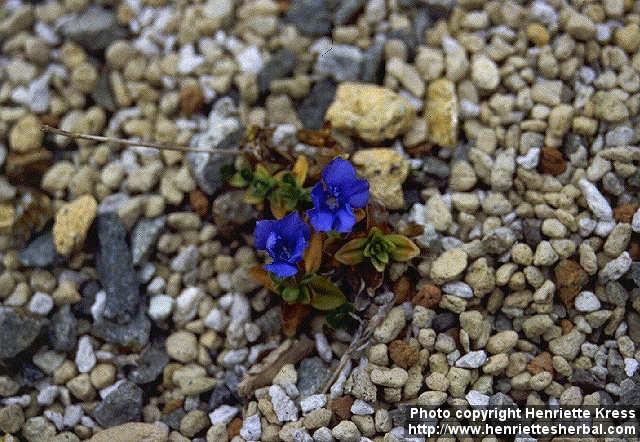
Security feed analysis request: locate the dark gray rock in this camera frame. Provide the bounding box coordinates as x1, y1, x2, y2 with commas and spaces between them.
48, 305, 77, 352
18, 231, 56, 268
629, 262, 640, 288
489, 392, 516, 406
254, 306, 283, 337
315, 45, 362, 82
298, 79, 336, 130
163, 409, 186, 430
92, 308, 151, 350
360, 35, 385, 83
96, 213, 140, 324
93, 381, 143, 427
296, 357, 330, 398
483, 227, 516, 255
187, 106, 244, 196
627, 311, 640, 345
91, 68, 116, 112
212, 190, 257, 237
286, 0, 331, 36
61, 6, 127, 51
334, 0, 365, 25
432, 312, 457, 332
209, 384, 233, 410
570, 368, 605, 392
131, 216, 165, 266
607, 349, 626, 384
258, 48, 297, 95
128, 340, 169, 384
0, 308, 44, 359
522, 218, 543, 248
423, 158, 450, 179
606, 281, 629, 306
618, 379, 640, 406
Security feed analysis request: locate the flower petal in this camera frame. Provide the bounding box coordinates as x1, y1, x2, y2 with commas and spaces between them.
289, 235, 308, 262
322, 158, 357, 187
346, 179, 369, 208
254, 220, 276, 250
310, 182, 326, 208
265, 261, 298, 278
334, 207, 356, 233
308, 208, 334, 232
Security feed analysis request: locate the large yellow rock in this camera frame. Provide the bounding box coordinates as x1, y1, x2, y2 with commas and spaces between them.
53, 195, 97, 255
325, 83, 415, 143
88, 423, 169, 442
425, 78, 458, 148
352, 148, 409, 210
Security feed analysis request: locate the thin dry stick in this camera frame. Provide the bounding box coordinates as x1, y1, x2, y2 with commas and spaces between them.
41, 125, 242, 155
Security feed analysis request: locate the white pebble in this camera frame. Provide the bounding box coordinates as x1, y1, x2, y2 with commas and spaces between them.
240, 414, 262, 441
204, 308, 229, 331
315, 332, 333, 363
300, 394, 326, 414
37, 385, 58, 406
632, 209, 640, 233
574, 291, 601, 312
578, 178, 613, 220
625, 358, 639, 377
28, 292, 54, 316
466, 390, 490, 406
75, 336, 96, 374
351, 399, 375, 415
516, 148, 540, 169
442, 281, 474, 299
148, 295, 174, 321
63, 405, 83, 428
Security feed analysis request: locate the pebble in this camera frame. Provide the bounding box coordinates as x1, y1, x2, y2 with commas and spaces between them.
430, 249, 468, 284
574, 291, 601, 313
301, 394, 326, 414
351, 148, 409, 210
9, 114, 42, 153
52, 195, 97, 255
18, 231, 57, 268
75, 335, 96, 373
325, 83, 415, 143
28, 292, 53, 315
425, 78, 458, 148
93, 381, 143, 428
166, 331, 198, 363
315, 45, 363, 82
373, 307, 406, 343
131, 217, 165, 266
239, 414, 261, 441
0, 308, 43, 359
370, 367, 408, 387
88, 422, 168, 442
209, 405, 239, 426
455, 350, 487, 369
286, 0, 331, 36
269, 384, 299, 422
332, 420, 361, 442
148, 295, 174, 321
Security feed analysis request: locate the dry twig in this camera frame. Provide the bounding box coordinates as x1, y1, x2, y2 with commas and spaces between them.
41, 125, 242, 155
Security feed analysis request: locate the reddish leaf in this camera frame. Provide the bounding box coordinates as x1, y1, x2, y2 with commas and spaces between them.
304, 231, 324, 273
282, 303, 312, 337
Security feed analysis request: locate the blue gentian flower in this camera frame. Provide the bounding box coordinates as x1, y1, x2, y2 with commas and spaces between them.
254, 212, 310, 278
307, 158, 369, 233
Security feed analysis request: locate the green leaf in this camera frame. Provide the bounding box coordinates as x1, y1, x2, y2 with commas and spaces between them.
307, 276, 347, 310
281, 286, 300, 303
229, 171, 249, 188
386, 234, 421, 262
334, 237, 367, 265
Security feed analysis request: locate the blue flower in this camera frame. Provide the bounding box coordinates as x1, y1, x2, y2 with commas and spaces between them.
307, 158, 369, 233
254, 212, 310, 278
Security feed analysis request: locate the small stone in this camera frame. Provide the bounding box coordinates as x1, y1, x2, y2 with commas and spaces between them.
148, 295, 174, 321
332, 420, 361, 442
286, 0, 331, 36
373, 307, 406, 344
269, 385, 298, 422
131, 217, 165, 266
9, 114, 42, 153
180, 410, 210, 438
466, 390, 490, 406
258, 48, 297, 95
549, 329, 585, 360
298, 79, 337, 130
388, 340, 419, 369
527, 23, 550, 46
430, 249, 468, 284
539, 147, 566, 176
166, 331, 198, 363
297, 357, 330, 398
566, 13, 596, 40
75, 335, 96, 373
315, 45, 363, 82
92, 381, 143, 428
412, 283, 442, 308
555, 259, 588, 308
325, 82, 415, 143
52, 195, 97, 255
28, 292, 54, 315
301, 394, 327, 414
456, 350, 487, 369
425, 78, 458, 148
0, 308, 43, 359
127, 341, 168, 385
351, 148, 409, 210
96, 213, 140, 324
179, 84, 204, 116
88, 422, 168, 442
0, 404, 25, 434
209, 405, 239, 426
18, 231, 56, 268
49, 305, 77, 352
471, 55, 499, 90
574, 291, 601, 313
486, 331, 518, 354
370, 367, 408, 387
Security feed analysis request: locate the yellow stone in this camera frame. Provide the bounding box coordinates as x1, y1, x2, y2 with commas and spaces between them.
0, 203, 15, 234
88, 423, 169, 442
527, 23, 550, 46
425, 78, 458, 148
351, 148, 409, 210
325, 82, 415, 143
52, 195, 97, 255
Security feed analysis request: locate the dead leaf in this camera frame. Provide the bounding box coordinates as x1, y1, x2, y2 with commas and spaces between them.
248, 265, 275, 291
292, 155, 309, 186
282, 303, 312, 337
304, 231, 324, 273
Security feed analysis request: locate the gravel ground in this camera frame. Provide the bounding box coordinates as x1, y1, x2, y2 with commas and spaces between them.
2, 0, 640, 441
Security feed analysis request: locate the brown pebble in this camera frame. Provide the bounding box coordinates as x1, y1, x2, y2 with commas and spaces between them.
539, 147, 566, 176
328, 396, 353, 421
412, 284, 441, 308
554, 259, 588, 308
189, 189, 209, 218
560, 319, 574, 334
179, 83, 204, 116
527, 23, 550, 46
388, 340, 419, 369
614, 203, 638, 223
6, 149, 53, 186
227, 417, 242, 438
527, 352, 553, 375
393, 276, 412, 305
